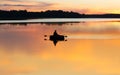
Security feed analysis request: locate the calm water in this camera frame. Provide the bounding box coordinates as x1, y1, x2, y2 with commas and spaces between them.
0, 18, 120, 75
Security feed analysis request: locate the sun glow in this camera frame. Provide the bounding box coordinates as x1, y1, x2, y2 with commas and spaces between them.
0, 0, 120, 14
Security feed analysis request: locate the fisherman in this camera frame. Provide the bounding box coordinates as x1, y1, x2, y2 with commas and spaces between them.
53, 30, 58, 36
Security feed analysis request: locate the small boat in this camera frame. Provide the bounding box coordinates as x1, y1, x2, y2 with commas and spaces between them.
49, 30, 67, 46
50, 30, 65, 40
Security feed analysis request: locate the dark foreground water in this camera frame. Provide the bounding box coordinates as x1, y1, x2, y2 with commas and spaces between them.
0, 18, 120, 75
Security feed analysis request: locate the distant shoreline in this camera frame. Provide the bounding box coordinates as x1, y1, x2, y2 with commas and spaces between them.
0, 10, 120, 20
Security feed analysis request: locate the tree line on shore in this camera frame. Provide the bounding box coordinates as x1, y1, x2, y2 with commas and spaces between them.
0, 10, 120, 20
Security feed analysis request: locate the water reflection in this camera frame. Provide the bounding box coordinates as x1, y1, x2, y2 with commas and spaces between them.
0, 19, 120, 75
0, 21, 120, 33
0, 23, 28, 26
0, 22, 81, 26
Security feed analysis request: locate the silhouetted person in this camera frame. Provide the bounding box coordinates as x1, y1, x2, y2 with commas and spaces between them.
53, 30, 58, 36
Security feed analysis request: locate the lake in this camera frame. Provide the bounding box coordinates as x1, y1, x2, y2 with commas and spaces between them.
0, 18, 120, 75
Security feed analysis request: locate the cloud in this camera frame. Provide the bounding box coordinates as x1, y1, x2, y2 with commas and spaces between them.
0, 0, 60, 12
37, 1, 54, 7
0, 0, 55, 7
0, 4, 30, 7
2, 0, 26, 2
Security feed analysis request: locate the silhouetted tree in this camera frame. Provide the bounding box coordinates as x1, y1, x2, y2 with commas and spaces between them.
0, 10, 120, 20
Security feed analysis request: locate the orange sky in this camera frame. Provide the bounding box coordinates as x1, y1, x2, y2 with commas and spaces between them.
0, 0, 120, 14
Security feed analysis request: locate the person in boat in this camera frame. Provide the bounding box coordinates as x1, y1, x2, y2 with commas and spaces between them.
53, 30, 58, 36
44, 30, 67, 46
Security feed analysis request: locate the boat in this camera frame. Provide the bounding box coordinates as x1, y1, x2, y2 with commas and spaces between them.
49, 30, 67, 46
50, 30, 65, 40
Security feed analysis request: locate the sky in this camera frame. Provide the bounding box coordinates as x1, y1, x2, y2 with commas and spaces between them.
0, 0, 120, 14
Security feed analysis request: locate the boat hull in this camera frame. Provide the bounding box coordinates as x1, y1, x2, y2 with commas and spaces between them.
50, 35, 65, 41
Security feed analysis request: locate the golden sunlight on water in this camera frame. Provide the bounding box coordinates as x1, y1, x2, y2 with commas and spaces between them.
0, 20, 120, 75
